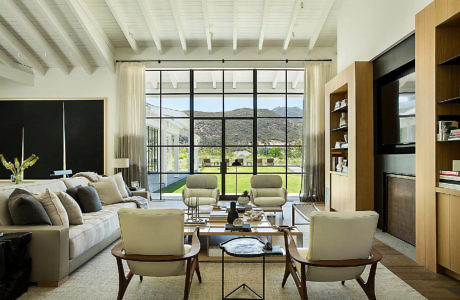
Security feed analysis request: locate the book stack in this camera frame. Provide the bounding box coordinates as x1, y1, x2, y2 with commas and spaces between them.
449, 129, 460, 141
209, 210, 227, 222
439, 170, 460, 190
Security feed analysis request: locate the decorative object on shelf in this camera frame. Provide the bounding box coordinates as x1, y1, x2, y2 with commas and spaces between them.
227, 201, 239, 224
334, 100, 342, 110
339, 112, 348, 127
341, 99, 347, 107
344, 134, 348, 143
336, 157, 344, 172
232, 217, 244, 227
334, 141, 344, 149
237, 190, 250, 206
231, 159, 242, 196
0, 154, 39, 184
438, 120, 458, 141
245, 209, 264, 221
185, 197, 206, 225
342, 159, 348, 173
453, 160, 460, 171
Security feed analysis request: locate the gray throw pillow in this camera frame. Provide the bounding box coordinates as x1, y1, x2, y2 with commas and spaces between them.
66, 185, 81, 202
8, 189, 52, 225
76, 186, 102, 213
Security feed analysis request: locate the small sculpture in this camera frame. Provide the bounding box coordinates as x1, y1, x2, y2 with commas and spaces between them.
227, 201, 239, 224
237, 190, 250, 206
232, 217, 244, 227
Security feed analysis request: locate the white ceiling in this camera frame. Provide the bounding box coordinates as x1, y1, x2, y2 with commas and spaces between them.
0, 0, 339, 81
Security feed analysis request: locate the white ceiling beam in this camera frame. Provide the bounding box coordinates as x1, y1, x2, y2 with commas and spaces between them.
201, 0, 212, 52
308, 0, 335, 50
168, 72, 178, 88
292, 71, 303, 89
66, 0, 115, 72
0, 49, 16, 68
258, 0, 269, 52
211, 71, 217, 89
4, 0, 70, 74
233, 0, 237, 52
170, 0, 187, 52
232, 71, 237, 89
272, 71, 282, 89
137, 0, 162, 53
36, 0, 93, 74
0, 22, 46, 75
0, 62, 34, 86
104, 0, 139, 52
283, 0, 300, 51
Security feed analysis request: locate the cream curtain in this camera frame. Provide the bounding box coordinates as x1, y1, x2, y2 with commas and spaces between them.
301, 61, 332, 202
115, 62, 148, 188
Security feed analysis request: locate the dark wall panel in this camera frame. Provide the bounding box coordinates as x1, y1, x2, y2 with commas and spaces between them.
0, 101, 25, 179
65, 100, 104, 175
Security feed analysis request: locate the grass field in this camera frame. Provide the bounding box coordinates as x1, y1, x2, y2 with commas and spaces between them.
161, 166, 302, 194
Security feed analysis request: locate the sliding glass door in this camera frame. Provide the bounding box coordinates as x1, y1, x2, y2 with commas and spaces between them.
145, 69, 304, 200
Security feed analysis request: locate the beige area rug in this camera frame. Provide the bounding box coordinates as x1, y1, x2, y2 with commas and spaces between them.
19, 243, 425, 300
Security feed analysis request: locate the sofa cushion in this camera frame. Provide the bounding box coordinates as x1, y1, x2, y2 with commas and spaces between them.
35, 189, 69, 226
8, 189, 51, 225
66, 185, 81, 203
89, 177, 123, 205
184, 197, 216, 206
253, 196, 285, 206
112, 173, 129, 198
62, 177, 90, 189
56, 192, 83, 225
76, 186, 102, 213
68, 202, 136, 259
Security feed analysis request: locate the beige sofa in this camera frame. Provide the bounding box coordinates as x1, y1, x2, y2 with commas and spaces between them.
0, 177, 147, 286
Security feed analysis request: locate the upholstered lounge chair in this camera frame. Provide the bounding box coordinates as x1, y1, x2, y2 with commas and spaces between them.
182, 174, 219, 207
282, 211, 381, 300
250, 175, 287, 212
112, 208, 201, 300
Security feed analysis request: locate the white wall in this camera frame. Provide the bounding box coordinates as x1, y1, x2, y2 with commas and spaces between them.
0, 67, 117, 173
337, 0, 432, 72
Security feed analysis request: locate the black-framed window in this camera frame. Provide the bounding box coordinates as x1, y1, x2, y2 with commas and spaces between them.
145, 69, 304, 200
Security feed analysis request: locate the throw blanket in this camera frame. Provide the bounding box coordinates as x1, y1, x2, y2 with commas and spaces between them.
122, 196, 149, 209
73, 172, 100, 183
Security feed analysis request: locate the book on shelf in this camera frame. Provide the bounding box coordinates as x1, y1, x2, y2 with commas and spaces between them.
440, 175, 460, 181
440, 170, 460, 176
439, 182, 460, 190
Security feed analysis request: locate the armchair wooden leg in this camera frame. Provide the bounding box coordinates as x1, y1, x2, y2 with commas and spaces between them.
195, 258, 202, 283
116, 257, 133, 300
341, 281, 345, 285
300, 265, 308, 300
184, 258, 194, 300
356, 262, 378, 300
281, 259, 291, 287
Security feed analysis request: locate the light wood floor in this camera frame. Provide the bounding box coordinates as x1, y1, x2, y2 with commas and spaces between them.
150, 200, 460, 299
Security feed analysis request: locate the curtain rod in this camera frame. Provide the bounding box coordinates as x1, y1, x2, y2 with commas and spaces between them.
115, 59, 332, 63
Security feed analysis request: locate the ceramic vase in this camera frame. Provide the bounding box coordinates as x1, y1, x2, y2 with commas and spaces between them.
227, 201, 239, 224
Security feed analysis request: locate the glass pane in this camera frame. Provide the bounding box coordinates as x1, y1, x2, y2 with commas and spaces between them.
226, 147, 253, 173
287, 146, 303, 171
147, 173, 161, 199
287, 118, 302, 145
194, 70, 223, 93
224, 94, 253, 117
226, 120, 253, 145
160, 147, 190, 172
161, 174, 189, 199
145, 70, 160, 93
161, 119, 190, 145
147, 146, 160, 173
257, 118, 286, 145
146, 95, 160, 117
197, 147, 221, 172
161, 95, 190, 117
194, 94, 222, 117
194, 119, 221, 146
287, 70, 304, 93
161, 70, 190, 93
287, 173, 301, 194
225, 173, 252, 195
257, 70, 285, 93
146, 124, 160, 147
224, 70, 253, 93
257, 147, 286, 173
287, 95, 303, 117
257, 94, 285, 117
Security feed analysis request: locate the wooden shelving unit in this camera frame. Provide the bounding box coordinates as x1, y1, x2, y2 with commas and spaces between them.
415, 0, 460, 275
325, 62, 373, 212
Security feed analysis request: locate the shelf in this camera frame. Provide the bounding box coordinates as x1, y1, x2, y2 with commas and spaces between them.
439, 96, 460, 104
438, 54, 460, 66
437, 139, 460, 142
331, 148, 348, 151
436, 187, 460, 197
331, 105, 348, 113
330, 126, 348, 132
330, 171, 348, 176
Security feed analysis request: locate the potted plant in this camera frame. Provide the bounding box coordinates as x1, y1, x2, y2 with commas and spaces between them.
0, 154, 39, 184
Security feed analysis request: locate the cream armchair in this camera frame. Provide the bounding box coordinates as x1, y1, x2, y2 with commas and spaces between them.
282, 211, 381, 300
250, 175, 287, 208
112, 208, 201, 300
182, 175, 219, 207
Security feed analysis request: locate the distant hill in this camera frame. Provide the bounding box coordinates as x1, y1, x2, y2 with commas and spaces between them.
272, 106, 303, 120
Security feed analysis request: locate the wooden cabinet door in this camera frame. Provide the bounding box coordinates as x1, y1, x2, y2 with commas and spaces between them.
450, 195, 460, 273
437, 193, 450, 268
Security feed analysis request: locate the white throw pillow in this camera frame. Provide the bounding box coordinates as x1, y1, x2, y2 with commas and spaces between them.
89, 177, 123, 205
112, 173, 129, 198
35, 189, 69, 226
56, 192, 83, 225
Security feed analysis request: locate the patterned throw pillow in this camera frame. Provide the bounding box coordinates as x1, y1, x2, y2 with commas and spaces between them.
35, 189, 69, 226
56, 192, 83, 225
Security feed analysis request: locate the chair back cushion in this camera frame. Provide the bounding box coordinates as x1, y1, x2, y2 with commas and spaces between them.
306, 211, 379, 282
250, 175, 282, 188
186, 174, 217, 189
118, 208, 186, 277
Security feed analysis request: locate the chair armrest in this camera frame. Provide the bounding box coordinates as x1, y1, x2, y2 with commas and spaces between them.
250, 188, 257, 204
211, 188, 219, 202
131, 190, 149, 200
279, 188, 287, 204
112, 228, 201, 262
0, 225, 69, 283
182, 187, 191, 200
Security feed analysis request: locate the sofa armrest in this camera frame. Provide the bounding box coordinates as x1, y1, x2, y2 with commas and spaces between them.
0, 225, 69, 283
131, 190, 149, 200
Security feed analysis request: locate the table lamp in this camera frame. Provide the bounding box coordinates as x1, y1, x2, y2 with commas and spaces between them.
113, 158, 129, 174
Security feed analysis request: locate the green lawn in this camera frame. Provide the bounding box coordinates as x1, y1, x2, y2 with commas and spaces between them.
161, 166, 302, 194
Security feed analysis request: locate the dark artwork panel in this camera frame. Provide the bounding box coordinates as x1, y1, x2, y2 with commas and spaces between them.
65, 100, 104, 175
0, 101, 24, 179
23, 101, 64, 179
